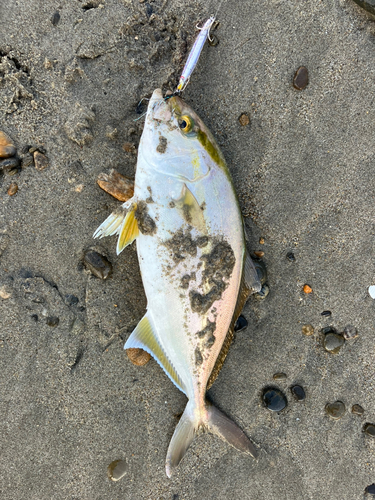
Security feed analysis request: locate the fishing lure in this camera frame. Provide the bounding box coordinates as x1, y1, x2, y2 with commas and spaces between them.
176, 16, 216, 92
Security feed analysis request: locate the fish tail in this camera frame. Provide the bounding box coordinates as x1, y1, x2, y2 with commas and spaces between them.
165, 399, 257, 477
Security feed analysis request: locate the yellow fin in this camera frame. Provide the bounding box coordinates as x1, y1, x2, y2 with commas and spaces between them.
116, 204, 139, 254
176, 184, 206, 232
124, 314, 186, 394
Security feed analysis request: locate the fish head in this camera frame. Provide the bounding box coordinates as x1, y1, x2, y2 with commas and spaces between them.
140, 89, 227, 182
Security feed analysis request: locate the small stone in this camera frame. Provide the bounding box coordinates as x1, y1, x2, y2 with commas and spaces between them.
34, 151, 49, 171
65, 294, 79, 306
234, 315, 248, 332
31, 314, 38, 322
259, 237, 265, 244
303, 284, 312, 294
321, 310, 331, 317
365, 484, 375, 495
0, 131, 16, 158
97, 169, 135, 202
369, 285, 375, 299
262, 387, 287, 412
0, 157, 20, 172
286, 251, 295, 262
323, 333, 344, 353
126, 347, 151, 366
325, 401, 345, 419
108, 459, 127, 481
254, 251, 264, 258
46, 316, 59, 327
22, 153, 34, 168
238, 113, 250, 127
0, 285, 12, 299
254, 284, 269, 301
291, 385, 306, 401
7, 183, 18, 196
352, 0, 375, 16
51, 11, 60, 25
302, 324, 314, 336
273, 372, 287, 380
364, 423, 375, 437
83, 249, 113, 279
293, 66, 309, 90
351, 404, 364, 415
321, 326, 337, 334
343, 324, 358, 340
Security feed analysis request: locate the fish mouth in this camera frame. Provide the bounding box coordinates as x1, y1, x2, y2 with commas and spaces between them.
147, 89, 172, 123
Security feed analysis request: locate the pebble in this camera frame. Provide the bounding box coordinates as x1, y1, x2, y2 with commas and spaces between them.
83, 249, 113, 279
302, 324, 314, 336
259, 237, 265, 245
238, 113, 250, 127
0, 285, 12, 300
351, 404, 364, 415
262, 387, 287, 412
293, 66, 309, 90
0, 157, 20, 172
286, 251, 295, 262
321, 310, 332, 317
323, 332, 344, 353
273, 372, 287, 380
363, 423, 375, 437
321, 326, 337, 334
325, 401, 345, 419
22, 153, 34, 168
234, 315, 248, 332
46, 316, 59, 327
303, 284, 312, 294
253, 251, 264, 258
7, 182, 18, 196
65, 294, 79, 306
33, 151, 49, 171
368, 285, 375, 299
254, 284, 269, 301
343, 324, 358, 340
51, 11, 60, 25
291, 385, 306, 401
126, 347, 151, 366
0, 131, 16, 158
107, 459, 127, 481
365, 484, 375, 495
352, 0, 375, 16
97, 169, 135, 202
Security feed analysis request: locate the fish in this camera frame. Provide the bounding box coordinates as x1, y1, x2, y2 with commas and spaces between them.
94, 88, 261, 477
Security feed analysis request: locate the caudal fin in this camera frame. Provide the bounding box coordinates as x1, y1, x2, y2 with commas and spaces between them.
166, 400, 257, 477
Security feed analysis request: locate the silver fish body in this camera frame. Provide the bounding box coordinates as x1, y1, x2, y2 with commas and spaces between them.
94, 89, 261, 476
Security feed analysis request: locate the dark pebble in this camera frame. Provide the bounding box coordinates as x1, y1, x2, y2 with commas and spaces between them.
51, 11, 60, 25
262, 387, 287, 412
83, 249, 113, 279
273, 372, 287, 380
22, 153, 34, 168
321, 310, 332, 317
321, 326, 337, 334
286, 251, 295, 262
351, 404, 364, 415
46, 316, 59, 327
31, 314, 38, 322
363, 423, 375, 437
323, 332, 344, 353
291, 385, 306, 401
343, 324, 358, 340
325, 401, 345, 419
293, 66, 309, 90
302, 324, 314, 336
107, 459, 127, 481
0, 157, 20, 172
145, 3, 153, 17
20, 144, 32, 155
65, 294, 79, 306
234, 315, 248, 332
365, 484, 375, 495
352, 0, 375, 16
254, 284, 269, 301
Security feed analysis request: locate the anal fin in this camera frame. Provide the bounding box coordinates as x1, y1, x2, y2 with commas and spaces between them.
124, 314, 185, 394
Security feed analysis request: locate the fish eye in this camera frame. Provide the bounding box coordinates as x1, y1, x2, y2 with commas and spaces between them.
178, 115, 193, 133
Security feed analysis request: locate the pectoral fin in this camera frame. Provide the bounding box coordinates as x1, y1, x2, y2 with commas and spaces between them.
244, 251, 262, 294
124, 314, 185, 394
175, 184, 206, 233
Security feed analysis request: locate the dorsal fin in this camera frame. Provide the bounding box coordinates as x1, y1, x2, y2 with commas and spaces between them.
124, 314, 186, 394
207, 249, 260, 389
